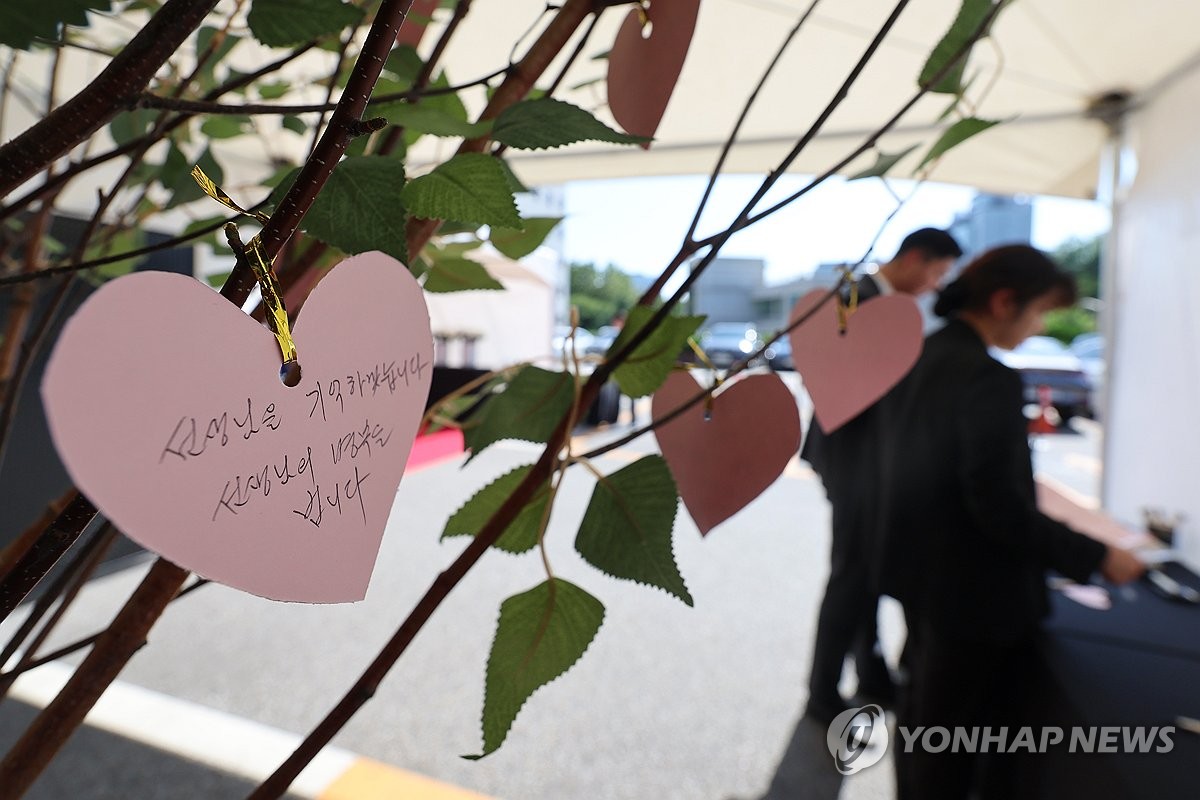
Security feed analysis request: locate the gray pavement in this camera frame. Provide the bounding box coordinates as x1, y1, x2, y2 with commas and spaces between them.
0, 397, 1104, 800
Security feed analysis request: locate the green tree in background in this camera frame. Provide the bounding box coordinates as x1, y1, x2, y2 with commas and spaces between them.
1054, 235, 1101, 298
1044, 234, 1103, 342
569, 261, 640, 330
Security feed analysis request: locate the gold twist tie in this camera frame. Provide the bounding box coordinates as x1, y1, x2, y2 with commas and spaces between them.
835, 268, 860, 336
191, 167, 298, 376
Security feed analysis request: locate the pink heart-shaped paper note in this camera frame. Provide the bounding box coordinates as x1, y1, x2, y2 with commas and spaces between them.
607, 0, 700, 143
652, 371, 801, 536
42, 252, 433, 603
788, 290, 922, 434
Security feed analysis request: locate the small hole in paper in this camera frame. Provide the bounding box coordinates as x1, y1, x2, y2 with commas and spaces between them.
280, 360, 302, 387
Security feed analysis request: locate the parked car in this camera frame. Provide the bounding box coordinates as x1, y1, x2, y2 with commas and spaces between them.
993, 335, 1093, 422
551, 325, 594, 357
584, 325, 621, 357
699, 322, 765, 368
1069, 332, 1105, 414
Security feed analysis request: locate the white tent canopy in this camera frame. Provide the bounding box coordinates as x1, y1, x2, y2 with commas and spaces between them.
416, 0, 1200, 199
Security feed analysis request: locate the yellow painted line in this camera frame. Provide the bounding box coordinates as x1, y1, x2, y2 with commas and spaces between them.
320, 758, 493, 800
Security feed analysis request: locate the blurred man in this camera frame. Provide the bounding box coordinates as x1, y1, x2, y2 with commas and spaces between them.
801, 227, 963, 724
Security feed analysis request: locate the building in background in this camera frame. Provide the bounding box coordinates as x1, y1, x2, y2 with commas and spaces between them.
687, 192, 1034, 336
948, 193, 1034, 259
686, 257, 766, 326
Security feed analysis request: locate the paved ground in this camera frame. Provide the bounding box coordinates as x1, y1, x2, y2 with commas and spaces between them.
0, 391, 1105, 800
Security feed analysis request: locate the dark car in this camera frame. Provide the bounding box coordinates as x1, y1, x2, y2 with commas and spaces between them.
699, 322, 765, 368
993, 335, 1093, 422
764, 336, 793, 371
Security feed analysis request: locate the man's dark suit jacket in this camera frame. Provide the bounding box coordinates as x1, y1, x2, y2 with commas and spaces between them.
877, 318, 1107, 644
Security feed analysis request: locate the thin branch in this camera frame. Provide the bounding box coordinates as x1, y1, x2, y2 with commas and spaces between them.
309, 31, 356, 157
734, 7, 1005, 230
250, 0, 421, 271
0, 213, 242, 288
374, 0, 476, 157
616, 0, 915, 382
0, 0, 220, 198
277, 0, 481, 299
404, 0, 600, 256
0, 490, 77, 584
128, 67, 513, 115
0, 578, 209, 686
581, 281, 847, 460
491, 1, 605, 160
0, 4, 419, 794
0, 525, 117, 693
0, 43, 316, 225
0, 494, 101, 623
681, 0, 822, 248
0, 559, 190, 795
0, 52, 19, 134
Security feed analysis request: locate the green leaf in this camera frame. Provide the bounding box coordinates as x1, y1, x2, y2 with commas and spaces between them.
205, 270, 232, 288
468, 578, 604, 759
167, 147, 224, 208
489, 217, 562, 260
441, 465, 551, 554
273, 156, 409, 262
195, 26, 241, 88
420, 71, 469, 123
372, 101, 493, 139
492, 98, 648, 150
108, 108, 158, 147
382, 45, 423, 88
916, 116, 1001, 171
496, 158, 529, 195
576, 455, 690, 605
463, 366, 574, 459
83, 227, 145, 285
200, 114, 252, 139
282, 115, 309, 136
0, 0, 110, 50
258, 81, 291, 100
918, 0, 995, 95
423, 257, 504, 293
247, 0, 364, 47
401, 153, 521, 230
847, 145, 920, 181
609, 307, 704, 398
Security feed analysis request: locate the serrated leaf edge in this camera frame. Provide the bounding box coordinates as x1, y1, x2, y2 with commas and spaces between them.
465, 580, 606, 759
578, 456, 692, 606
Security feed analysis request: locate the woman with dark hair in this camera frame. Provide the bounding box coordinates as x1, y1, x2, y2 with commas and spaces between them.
876, 245, 1145, 800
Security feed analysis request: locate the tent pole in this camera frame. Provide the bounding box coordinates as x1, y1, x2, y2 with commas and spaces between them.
1090, 92, 1132, 509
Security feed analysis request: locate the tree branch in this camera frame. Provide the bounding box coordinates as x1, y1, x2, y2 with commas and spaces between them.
0, 0, 220, 198
0, 213, 240, 288
403, 0, 599, 256
0, 43, 316, 225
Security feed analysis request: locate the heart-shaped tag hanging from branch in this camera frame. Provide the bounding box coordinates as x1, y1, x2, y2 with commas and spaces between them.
42, 252, 434, 603
652, 370, 801, 536
607, 0, 701, 144
788, 289, 923, 434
